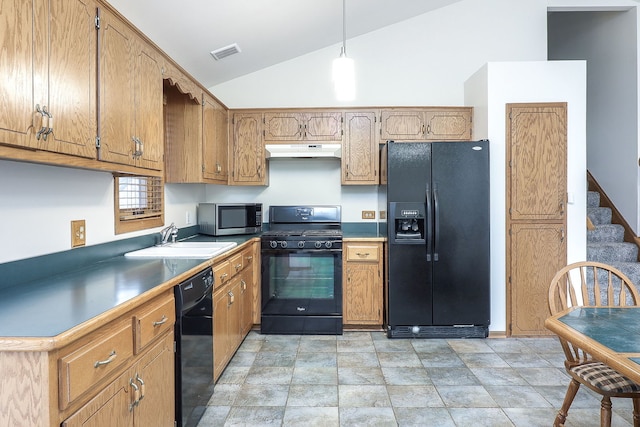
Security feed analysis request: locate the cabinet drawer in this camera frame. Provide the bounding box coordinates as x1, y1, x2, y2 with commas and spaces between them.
346, 245, 380, 262
134, 295, 175, 353
59, 319, 133, 409
230, 253, 244, 275
214, 260, 232, 290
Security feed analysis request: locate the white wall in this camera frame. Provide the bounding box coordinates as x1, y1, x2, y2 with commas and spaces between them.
465, 60, 587, 333
211, 0, 548, 108
548, 8, 640, 233
204, 159, 377, 223
0, 159, 207, 263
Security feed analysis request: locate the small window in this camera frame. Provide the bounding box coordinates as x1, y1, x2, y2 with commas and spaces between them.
114, 174, 164, 234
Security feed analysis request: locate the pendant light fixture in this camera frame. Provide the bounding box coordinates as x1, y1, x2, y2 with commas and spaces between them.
332, 0, 355, 101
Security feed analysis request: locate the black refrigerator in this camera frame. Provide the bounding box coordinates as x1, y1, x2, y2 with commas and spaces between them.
385, 140, 490, 338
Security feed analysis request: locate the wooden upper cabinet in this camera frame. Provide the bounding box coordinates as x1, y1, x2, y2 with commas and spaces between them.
508, 104, 567, 221
342, 111, 378, 185
202, 93, 229, 183
380, 107, 472, 141
230, 112, 267, 185
0, 0, 97, 158
98, 9, 163, 171
263, 111, 343, 143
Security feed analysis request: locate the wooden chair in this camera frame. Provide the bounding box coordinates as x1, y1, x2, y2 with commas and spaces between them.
548, 261, 640, 427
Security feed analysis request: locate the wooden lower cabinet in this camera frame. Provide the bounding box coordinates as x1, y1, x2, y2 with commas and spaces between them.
343, 241, 384, 326
62, 331, 174, 427
212, 242, 258, 381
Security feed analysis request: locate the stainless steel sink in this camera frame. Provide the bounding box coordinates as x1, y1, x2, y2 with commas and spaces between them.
125, 241, 237, 259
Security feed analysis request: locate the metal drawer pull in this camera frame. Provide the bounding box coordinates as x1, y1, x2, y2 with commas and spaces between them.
220, 273, 228, 280
152, 315, 168, 327
94, 350, 117, 368
135, 374, 145, 401
356, 252, 370, 257
129, 378, 140, 410
235, 263, 242, 270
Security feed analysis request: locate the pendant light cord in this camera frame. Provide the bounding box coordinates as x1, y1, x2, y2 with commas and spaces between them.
341, 0, 347, 56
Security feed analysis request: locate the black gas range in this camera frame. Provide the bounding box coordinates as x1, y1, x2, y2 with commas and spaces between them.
260, 205, 343, 335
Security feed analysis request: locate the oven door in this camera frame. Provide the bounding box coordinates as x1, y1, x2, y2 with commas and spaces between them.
261, 248, 342, 317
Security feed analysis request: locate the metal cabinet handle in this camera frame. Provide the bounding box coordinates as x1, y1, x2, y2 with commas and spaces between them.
129, 378, 140, 411
135, 374, 145, 401
94, 350, 117, 368
35, 104, 49, 140
44, 108, 53, 139
228, 291, 235, 305
241, 279, 247, 291
246, 255, 253, 261
235, 263, 242, 271
220, 273, 228, 281
152, 314, 168, 327
355, 252, 370, 257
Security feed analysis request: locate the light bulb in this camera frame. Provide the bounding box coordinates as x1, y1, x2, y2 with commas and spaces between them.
332, 54, 355, 101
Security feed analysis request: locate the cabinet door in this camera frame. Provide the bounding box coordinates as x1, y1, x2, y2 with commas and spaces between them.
230, 113, 267, 185
202, 94, 228, 183
344, 263, 382, 325
133, 38, 163, 170
98, 9, 135, 166
509, 223, 565, 336
0, 0, 97, 157
62, 371, 133, 427
380, 110, 425, 141
304, 112, 343, 142
342, 112, 378, 185
213, 287, 230, 381
424, 109, 472, 140
508, 105, 567, 221
0, 0, 38, 149
46, 0, 97, 158
133, 333, 174, 427
263, 112, 304, 141
240, 269, 253, 336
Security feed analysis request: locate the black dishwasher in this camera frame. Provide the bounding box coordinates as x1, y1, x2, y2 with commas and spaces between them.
174, 266, 214, 427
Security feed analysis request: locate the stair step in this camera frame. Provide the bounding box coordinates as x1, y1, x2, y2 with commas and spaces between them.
588, 224, 625, 243
606, 261, 640, 287
588, 207, 612, 225
587, 191, 601, 208
587, 242, 639, 263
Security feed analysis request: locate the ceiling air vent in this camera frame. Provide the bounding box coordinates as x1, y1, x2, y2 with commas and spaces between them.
210, 43, 241, 61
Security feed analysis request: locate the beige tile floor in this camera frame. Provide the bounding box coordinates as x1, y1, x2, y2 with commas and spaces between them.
197, 331, 635, 426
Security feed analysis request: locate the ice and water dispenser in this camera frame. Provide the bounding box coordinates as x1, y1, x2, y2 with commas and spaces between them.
390, 202, 426, 244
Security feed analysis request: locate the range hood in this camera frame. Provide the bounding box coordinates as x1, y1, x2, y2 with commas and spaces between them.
265, 143, 342, 159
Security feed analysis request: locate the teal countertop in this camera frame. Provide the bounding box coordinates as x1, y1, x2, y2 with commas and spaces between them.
0, 226, 382, 340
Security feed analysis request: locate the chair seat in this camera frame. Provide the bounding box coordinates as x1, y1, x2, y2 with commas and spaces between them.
571, 362, 640, 394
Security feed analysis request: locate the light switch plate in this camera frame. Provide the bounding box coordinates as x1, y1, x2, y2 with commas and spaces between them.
71, 220, 86, 247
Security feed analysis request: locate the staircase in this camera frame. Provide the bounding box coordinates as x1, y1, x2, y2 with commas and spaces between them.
587, 190, 640, 285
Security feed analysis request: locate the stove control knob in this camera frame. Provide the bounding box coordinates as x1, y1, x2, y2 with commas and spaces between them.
298, 241, 305, 249
325, 241, 333, 249
269, 240, 278, 249
280, 241, 288, 249
314, 241, 322, 249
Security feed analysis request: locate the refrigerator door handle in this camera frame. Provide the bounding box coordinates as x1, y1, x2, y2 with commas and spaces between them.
433, 183, 440, 262
425, 183, 432, 262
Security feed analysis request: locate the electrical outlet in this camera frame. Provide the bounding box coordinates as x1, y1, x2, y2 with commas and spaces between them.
71, 220, 86, 248
361, 210, 376, 219
380, 210, 386, 220
186, 211, 191, 225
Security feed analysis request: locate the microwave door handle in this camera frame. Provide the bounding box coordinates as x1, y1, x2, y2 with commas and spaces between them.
425, 183, 432, 262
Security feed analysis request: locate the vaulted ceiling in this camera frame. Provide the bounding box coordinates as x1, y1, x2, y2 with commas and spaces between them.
107, 0, 463, 88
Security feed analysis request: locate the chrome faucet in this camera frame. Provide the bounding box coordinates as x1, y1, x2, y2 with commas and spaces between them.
159, 223, 178, 245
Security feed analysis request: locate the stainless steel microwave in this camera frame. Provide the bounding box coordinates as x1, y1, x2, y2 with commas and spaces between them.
197, 203, 262, 236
